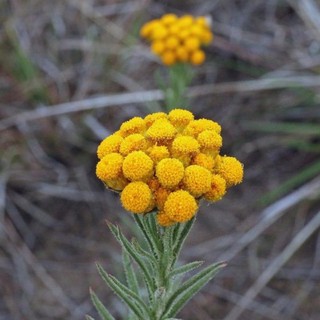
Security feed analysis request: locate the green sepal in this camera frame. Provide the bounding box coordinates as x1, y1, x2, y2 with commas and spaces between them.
163, 262, 226, 318
169, 261, 203, 278
122, 249, 139, 294
89, 288, 115, 320
97, 263, 150, 319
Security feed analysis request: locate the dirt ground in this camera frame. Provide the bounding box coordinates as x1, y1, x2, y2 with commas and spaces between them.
1, 1, 320, 319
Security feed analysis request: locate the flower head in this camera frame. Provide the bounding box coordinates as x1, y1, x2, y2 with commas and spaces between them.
164, 190, 198, 222
97, 134, 123, 159
156, 158, 184, 189
121, 182, 154, 214
216, 156, 244, 188
183, 165, 212, 197
96, 109, 243, 226
140, 14, 213, 66
122, 151, 154, 181
146, 118, 176, 143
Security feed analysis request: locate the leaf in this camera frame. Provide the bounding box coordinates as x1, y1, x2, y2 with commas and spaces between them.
163, 262, 226, 318
172, 218, 195, 264
85, 316, 96, 320
89, 288, 115, 320
169, 261, 203, 278
122, 249, 139, 294
117, 230, 156, 296
133, 214, 160, 258
97, 263, 150, 319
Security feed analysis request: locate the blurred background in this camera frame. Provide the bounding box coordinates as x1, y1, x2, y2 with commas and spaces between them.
1, 0, 320, 319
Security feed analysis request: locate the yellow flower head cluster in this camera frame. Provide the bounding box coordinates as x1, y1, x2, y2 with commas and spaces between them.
140, 14, 213, 66
96, 109, 243, 226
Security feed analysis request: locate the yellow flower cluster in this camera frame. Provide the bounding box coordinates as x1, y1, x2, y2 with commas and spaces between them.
140, 14, 213, 66
96, 109, 243, 226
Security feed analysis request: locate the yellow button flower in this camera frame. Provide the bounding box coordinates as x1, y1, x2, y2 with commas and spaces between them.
96, 153, 124, 182
183, 165, 212, 197
164, 190, 198, 223
121, 182, 154, 214
161, 13, 178, 26
144, 112, 168, 127
171, 136, 200, 155
197, 130, 222, 150
192, 153, 215, 171
204, 174, 226, 202
146, 118, 177, 143
156, 158, 184, 189
120, 117, 146, 137
147, 145, 170, 164
184, 37, 200, 52
151, 41, 165, 55
120, 134, 149, 156
161, 51, 176, 66
216, 156, 244, 188
97, 134, 123, 159
168, 108, 194, 128
122, 151, 154, 181
184, 119, 221, 137
105, 176, 128, 191
154, 187, 171, 210
157, 211, 175, 227
165, 36, 179, 50
191, 50, 205, 65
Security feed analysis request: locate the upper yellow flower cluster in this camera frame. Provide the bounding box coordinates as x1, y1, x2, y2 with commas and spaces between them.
96, 109, 243, 226
140, 14, 213, 66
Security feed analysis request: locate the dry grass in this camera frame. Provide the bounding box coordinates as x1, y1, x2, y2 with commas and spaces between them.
1, 0, 320, 319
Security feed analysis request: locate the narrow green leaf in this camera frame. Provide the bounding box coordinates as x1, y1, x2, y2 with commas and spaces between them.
85, 315, 96, 320
163, 262, 226, 318
132, 238, 157, 265
122, 249, 139, 294
169, 261, 203, 278
172, 218, 195, 264
89, 288, 115, 320
117, 231, 156, 298
97, 263, 150, 318
133, 214, 160, 258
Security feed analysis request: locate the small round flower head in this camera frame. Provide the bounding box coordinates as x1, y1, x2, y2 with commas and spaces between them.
156, 158, 184, 189
183, 165, 212, 197
216, 156, 244, 188
140, 14, 213, 66
144, 112, 168, 127
96, 153, 124, 182
197, 130, 222, 151
190, 50, 205, 65
168, 109, 194, 129
204, 174, 226, 202
120, 134, 149, 156
184, 119, 221, 137
154, 187, 171, 210
105, 176, 128, 191
119, 117, 146, 137
157, 211, 175, 227
122, 151, 154, 181
147, 145, 170, 164
171, 136, 200, 155
164, 190, 198, 223
192, 153, 215, 171
146, 118, 176, 143
121, 182, 154, 214
97, 134, 123, 159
